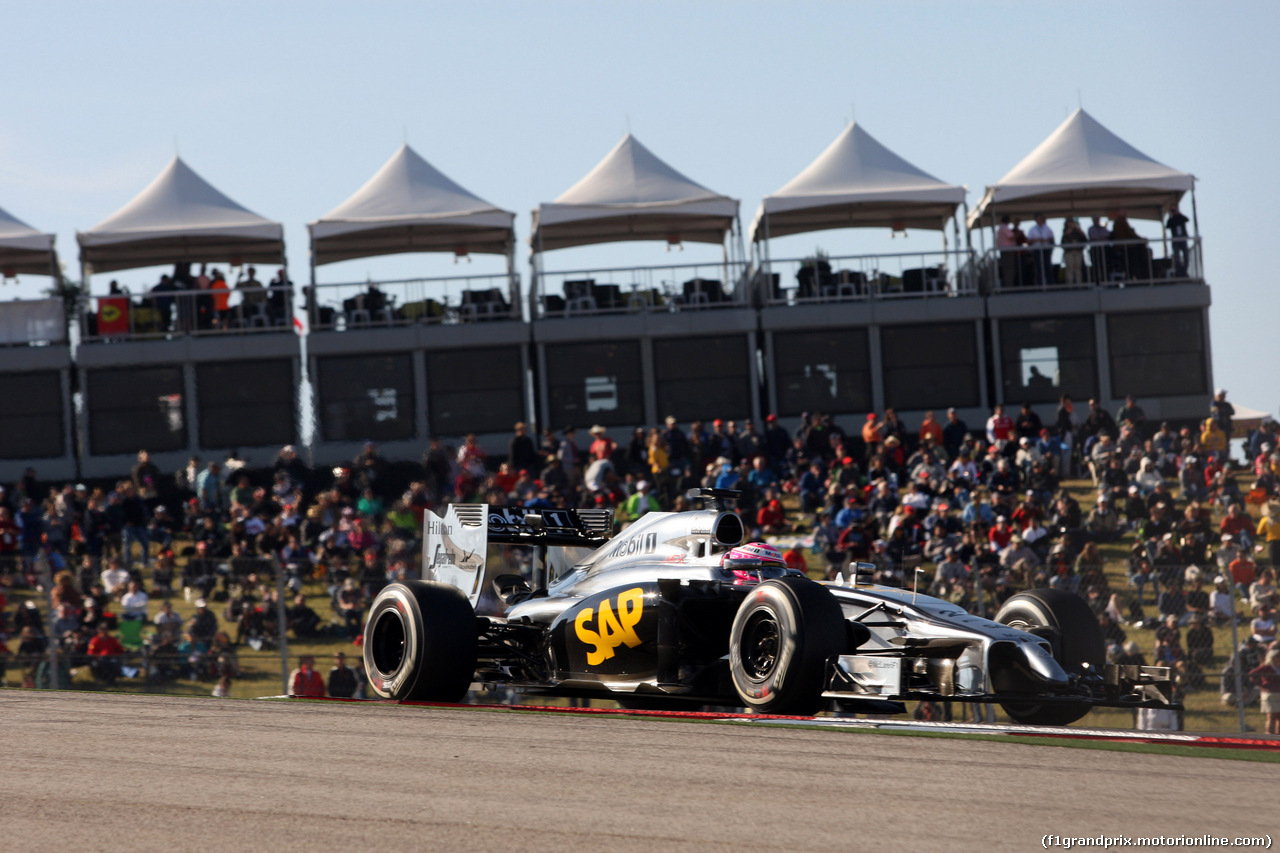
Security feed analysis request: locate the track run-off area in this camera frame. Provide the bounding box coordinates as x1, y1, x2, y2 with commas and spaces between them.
1, 692, 1274, 852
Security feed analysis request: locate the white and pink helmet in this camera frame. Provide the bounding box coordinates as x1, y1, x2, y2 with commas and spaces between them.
720, 542, 788, 583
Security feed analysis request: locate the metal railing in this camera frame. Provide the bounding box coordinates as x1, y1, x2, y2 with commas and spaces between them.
531, 260, 750, 319
757, 248, 978, 306
306, 271, 521, 331
979, 236, 1204, 294
80, 284, 295, 342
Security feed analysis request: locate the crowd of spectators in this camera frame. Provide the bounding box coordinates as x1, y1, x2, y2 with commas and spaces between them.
94, 264, 293, 335
994, 206, 1193, 288
3, 383, 1280, 726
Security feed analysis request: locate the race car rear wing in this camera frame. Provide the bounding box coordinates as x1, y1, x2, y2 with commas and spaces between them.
424, 504, 613, 606
483, 505, 614, 547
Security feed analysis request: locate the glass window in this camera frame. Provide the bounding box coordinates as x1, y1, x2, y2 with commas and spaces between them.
0, 371, 64, 459
999, 316, 1097, 404
653, 336, 752, 422
87, 366, 187, 455
773, 329, 871, 416
425, 346, 525, 435
317, 353, 416, 442
1108, 311, 1207, 398
545, 341, 644, 428
881, 323, 979, 410
197, 360, 296, 449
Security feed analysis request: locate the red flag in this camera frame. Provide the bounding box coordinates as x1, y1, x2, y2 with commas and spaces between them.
98, 297, 130, 335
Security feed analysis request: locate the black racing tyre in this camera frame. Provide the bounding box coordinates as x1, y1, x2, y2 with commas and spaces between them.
729, 577, 846, 716
994, 588, 1106, 726
363, 581, 478, 702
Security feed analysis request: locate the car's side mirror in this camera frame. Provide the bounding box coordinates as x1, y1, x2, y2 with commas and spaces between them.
838, 561, 877, 587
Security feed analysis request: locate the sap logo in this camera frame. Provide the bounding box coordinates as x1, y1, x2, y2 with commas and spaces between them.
608, 532, 658, 559
574, 588, 644, 666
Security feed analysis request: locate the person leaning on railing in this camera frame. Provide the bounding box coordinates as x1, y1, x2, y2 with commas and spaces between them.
1061, 217, 1088, 284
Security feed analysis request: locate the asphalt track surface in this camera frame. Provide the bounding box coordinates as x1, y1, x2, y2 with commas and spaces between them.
1, 692, 1273, 853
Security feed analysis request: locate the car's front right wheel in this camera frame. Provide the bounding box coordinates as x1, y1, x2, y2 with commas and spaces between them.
994, 588, 1106, 726
364, 581, 478, 702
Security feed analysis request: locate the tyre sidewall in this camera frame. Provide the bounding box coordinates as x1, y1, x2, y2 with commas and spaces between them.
729, 578, 844, 714
364, 584, 424, 700
730, 583, 802, 707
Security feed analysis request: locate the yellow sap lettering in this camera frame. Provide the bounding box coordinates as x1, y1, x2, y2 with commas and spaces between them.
597, 600, 623, 647
575, 588, 645, 666
616, 588, 644, 648
575, 607, 607, 665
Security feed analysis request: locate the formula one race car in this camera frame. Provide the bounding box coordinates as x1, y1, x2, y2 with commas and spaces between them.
363, 491, 1177, 724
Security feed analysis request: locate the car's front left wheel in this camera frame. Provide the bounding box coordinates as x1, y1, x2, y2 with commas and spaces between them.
728, 577, 845, 716
364, 581, 477, 702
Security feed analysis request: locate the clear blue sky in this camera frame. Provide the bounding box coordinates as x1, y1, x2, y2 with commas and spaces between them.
2, 1, 1275, 412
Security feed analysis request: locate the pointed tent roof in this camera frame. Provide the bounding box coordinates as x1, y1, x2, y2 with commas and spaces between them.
0, 204, 57, 276
968, 109, 1194, 228
309, 144, 516, 265
77, 157, 284, 273
750, 122, 966, 243
531, 133, 738, 252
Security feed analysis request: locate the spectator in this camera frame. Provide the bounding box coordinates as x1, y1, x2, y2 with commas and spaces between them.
995, 214, 1023, 287
623, 481, 661, 521
119, 579, 149, 621
86, 622, 125, 686
154, 600, 183, 635
287, 594, 322, 638
1060, 216, 1088, 284
930, 408, 963, 458
1255, 506, 1280, 569
1026, 213, 1054, 285
1248, 648, 1280, 734
1251, 605, 1277, 644
336, 578, 365, 638
328, 651, 359, 698
861, 413, 884, 459
1211, 389, 1235, 440
288, 654, 326, 698
1185, 614, 1214, 666
985, 404, 1014, 453
188, 598, 218, 645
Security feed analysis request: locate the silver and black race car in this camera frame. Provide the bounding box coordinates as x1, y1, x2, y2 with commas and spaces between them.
363, 490, 1176, 724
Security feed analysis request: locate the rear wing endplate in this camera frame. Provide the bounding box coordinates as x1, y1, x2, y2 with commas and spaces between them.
423, 504, 613, 606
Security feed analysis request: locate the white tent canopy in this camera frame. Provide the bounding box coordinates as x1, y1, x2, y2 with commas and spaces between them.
968, 109, 1195, 228
750, 122, 966, 243
78, 157, 284, 273
309, 144, 515, 266
0, 205, 57, 276
531, 133, 738, 253
1230, 404, 1274, 438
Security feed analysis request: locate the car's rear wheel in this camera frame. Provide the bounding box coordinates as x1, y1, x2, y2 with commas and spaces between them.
994, 588, 1105, 726
729, 577, 845, 715
364, 581, 477, 702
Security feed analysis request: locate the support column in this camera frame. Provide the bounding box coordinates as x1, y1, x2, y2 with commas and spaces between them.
868, 325, 885, 414
1094, 313, 1112, 405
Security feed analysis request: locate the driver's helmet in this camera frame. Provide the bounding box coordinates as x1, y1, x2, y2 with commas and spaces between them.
719, 542, 788, 584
